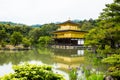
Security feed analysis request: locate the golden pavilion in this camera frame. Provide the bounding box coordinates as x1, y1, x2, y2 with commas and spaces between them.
53, 20, 87, 46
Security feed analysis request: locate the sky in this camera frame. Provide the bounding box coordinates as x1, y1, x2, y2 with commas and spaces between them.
0, 0, 113, 25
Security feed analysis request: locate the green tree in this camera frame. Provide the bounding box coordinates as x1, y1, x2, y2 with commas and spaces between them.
20, 25, 32, 37
81, 19, 95, 31
81, 21, 93, 31
38, 36, 52, 46
22, 37, 31, 48
77, 19, 97, 31
0, 30, 8, 46
0, 63, 65, 80
102, 54, 120, 78
0, 22, 33, 46
85, 0, 120, 79
11, 32, 23, 46
29, 28, 42, 44
40, 23, 58, 36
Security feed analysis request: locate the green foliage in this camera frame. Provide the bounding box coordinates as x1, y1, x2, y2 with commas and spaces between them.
0, 63, 65, 80
0, 22, 57, 47
1, 41, 6, 47
97, 45, 120, 55
84, 68, 91, 79
28, 28, 42, 44
28, 23, 57, 45
38, 36, 52, 46
81, 66, 104, 80
0, 20, 97, 47
10, 32, 23, 46
20, 25, 32, 36
81, 20, 94, 31
85, 28, 102, 46
0, 23, 32, 47
40, 23, 58, 36
102, 54, 120, 65
85, 0, 120, 79
69, 68, 77, 80
0, 48, 53, 65
0, 30, 8, 44
77, 19, 97, 31
72, 66, 104, 80
98, 2, 120, 79
22, 38, 31, 48
102, 54, 120, 77
87, 74, 104, 80
86, 0, 120, 49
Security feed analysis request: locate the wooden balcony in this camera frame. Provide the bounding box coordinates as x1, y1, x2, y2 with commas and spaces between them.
53, 34, 84, 39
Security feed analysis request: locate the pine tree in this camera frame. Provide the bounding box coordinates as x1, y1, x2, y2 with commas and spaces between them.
85, 0, 120, 79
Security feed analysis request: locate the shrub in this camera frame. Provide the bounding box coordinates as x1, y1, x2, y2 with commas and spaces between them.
0, 63, 65, 80
22, 38, 31, 48
87, 74, 104, 80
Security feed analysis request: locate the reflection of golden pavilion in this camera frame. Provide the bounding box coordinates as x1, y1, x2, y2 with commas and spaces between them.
53, 55, 84, 71
53, 49, 85, 71
53, 20, 87, 46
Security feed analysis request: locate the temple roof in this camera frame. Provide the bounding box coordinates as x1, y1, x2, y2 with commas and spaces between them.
53, 30, 87, 33
58, 20, 79, 26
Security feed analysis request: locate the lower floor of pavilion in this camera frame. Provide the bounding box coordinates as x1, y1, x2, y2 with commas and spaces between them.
54, 38, 84, 46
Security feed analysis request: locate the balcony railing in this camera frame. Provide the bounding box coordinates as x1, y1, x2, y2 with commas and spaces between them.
53, 35, 84, 39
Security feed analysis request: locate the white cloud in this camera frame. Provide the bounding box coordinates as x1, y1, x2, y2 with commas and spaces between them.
0, 0, 113, 25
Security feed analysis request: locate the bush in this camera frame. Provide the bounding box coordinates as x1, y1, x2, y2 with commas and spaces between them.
0, 63, 65, 80
87, 74, 104, 80
38, 36, 52, 47
22, 38, 31, 48
69, 68, 77, 80
1, 41, 6, 47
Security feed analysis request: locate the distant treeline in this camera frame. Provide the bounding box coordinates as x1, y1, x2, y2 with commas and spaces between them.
0, 19, 97, 47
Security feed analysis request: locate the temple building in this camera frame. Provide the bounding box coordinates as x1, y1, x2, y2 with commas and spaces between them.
53, 20, 87, 46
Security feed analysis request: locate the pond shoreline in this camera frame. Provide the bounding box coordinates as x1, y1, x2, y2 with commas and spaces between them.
0, 45, 32, 51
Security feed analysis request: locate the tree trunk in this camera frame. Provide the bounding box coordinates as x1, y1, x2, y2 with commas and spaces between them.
110, 39, 115, 49
101, 44, 105, 49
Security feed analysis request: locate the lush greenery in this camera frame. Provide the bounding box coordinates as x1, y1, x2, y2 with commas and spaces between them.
0, 23, 58, 48
69, 68, 77, 80
0, 48, 53, 65
0, 63, 65, 80
85, 0, 120, 79
69, 66, 104, 80
0, 19, 97, 48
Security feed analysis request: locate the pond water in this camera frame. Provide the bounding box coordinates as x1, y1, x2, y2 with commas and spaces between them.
0, 47, 108, 79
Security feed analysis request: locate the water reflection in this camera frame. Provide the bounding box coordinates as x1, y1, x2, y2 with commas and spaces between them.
0, 49, 54, 76
0, 48, 85, 79
77, 50, 84, 56
0, 50, 54, 65
0, 62, 14, 76
53, 49, 85, 71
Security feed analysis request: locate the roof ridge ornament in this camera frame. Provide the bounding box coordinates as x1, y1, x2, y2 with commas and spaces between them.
68, 17, 71, 21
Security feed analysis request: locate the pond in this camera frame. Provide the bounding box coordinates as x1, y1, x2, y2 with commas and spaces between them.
0, 47, 108, 79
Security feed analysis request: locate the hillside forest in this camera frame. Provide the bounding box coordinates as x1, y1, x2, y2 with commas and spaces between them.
0, 19, 97, 48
